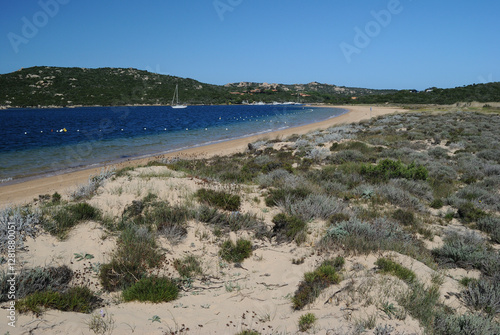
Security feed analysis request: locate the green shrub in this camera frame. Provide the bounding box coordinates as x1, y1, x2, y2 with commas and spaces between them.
121, 196, 150, 221
330, 141, 378, 155
46, 202, 101, 239
99, 226, 163, 291
459, 277, 478, 287
332, 256, 345, 270
51, 192, 61, 204
329, 212, 350, 224
375, 257, 416, 282
174, 255, 203, 278
195, 188, 241, 211
272, 213, 307, 244
360, 159, 428, 182
457, 202, 487, 223
330, 142, 339, 151
235, 331, 261, 335
17, 287, 101, 316
392, 209, 417, 226
122, 276, 178, 303
430, 198, 444, 209
71, 202, 101, 220
219, 239, 252, 263
114, 166, 135, 177
196, 205, 268, 237
292, 260, 341, 310
298, 312, 317, 332
444, 211, 455, 222
99, 260, 143, 292
398, 281, 440, 330
143, 202, 190, 240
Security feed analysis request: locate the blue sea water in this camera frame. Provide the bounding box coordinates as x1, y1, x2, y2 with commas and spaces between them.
0, 105, 346, 182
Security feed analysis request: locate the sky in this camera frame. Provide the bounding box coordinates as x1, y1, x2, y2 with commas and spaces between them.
1, 0, 499, 90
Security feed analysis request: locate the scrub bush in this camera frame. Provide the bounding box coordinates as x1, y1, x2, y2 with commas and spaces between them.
122, 276, 178, 303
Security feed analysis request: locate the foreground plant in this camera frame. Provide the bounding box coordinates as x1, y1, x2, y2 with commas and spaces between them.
219, 238, 252, 263
99, 225, 163, 291
45, 202, 101, 239
0, 206, 42, 253
292, 259, 342, 310
195, 188, 241, 211
0, 265, 72, 302
122, 276, 178, 303
271, 213, 307, 245
17, 287, 101, 316
174, 254, 203, 278
375, 257, 416, 282
298, 312, 317, 332
87, 309, 115, 335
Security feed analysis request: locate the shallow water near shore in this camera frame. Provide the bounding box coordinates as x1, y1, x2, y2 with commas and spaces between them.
0, 105, 346, 181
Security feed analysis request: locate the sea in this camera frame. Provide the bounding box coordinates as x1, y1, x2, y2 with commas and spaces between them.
0, 105, 346, 183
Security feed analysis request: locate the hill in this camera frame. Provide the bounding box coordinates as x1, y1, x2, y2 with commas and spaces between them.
0, 66, 230, 107
356, 83, 500, 105
0, 66, 394, 108
0, 66, 499, 107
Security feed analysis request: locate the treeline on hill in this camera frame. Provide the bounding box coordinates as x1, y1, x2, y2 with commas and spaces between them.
0, 66, 499, 107
0, 67, 231, 107
354, 83, 500, 105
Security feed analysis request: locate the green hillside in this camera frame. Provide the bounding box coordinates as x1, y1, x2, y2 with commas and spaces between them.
0, 66, 229, 107
355, 83, 500, 105
0, 66, 499, 107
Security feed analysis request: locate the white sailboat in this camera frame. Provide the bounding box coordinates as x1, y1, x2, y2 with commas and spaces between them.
171, 84, 187, 109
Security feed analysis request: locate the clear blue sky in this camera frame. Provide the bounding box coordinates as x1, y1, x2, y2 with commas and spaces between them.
1, 0, 499, 90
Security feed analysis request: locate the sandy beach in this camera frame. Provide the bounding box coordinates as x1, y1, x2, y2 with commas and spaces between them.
0, 105, 404, 208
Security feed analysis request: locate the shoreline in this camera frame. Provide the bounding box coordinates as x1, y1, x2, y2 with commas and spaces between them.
0, 105, 406, 207
0, 105, 346, 187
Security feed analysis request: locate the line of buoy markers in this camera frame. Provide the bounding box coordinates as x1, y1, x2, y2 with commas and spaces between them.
22, 111, 302, 134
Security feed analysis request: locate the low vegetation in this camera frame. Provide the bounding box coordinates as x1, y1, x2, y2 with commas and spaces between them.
292, 259, 343, 310
219, 238, 253, 263
122, 276, 179, 303
17, 287, 101, 316
298, 312, 317, 332
360, 159, 428, 182
195, 188, 241, 211
271, 213, 307, 244
44, 202, 101, 239
99, 225, 164, 291
174, 254, 203, 278
0, 265, 72, 302
375, 257, 416, 282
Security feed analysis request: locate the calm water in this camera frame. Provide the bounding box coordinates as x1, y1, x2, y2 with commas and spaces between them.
0, 105, 346, 182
